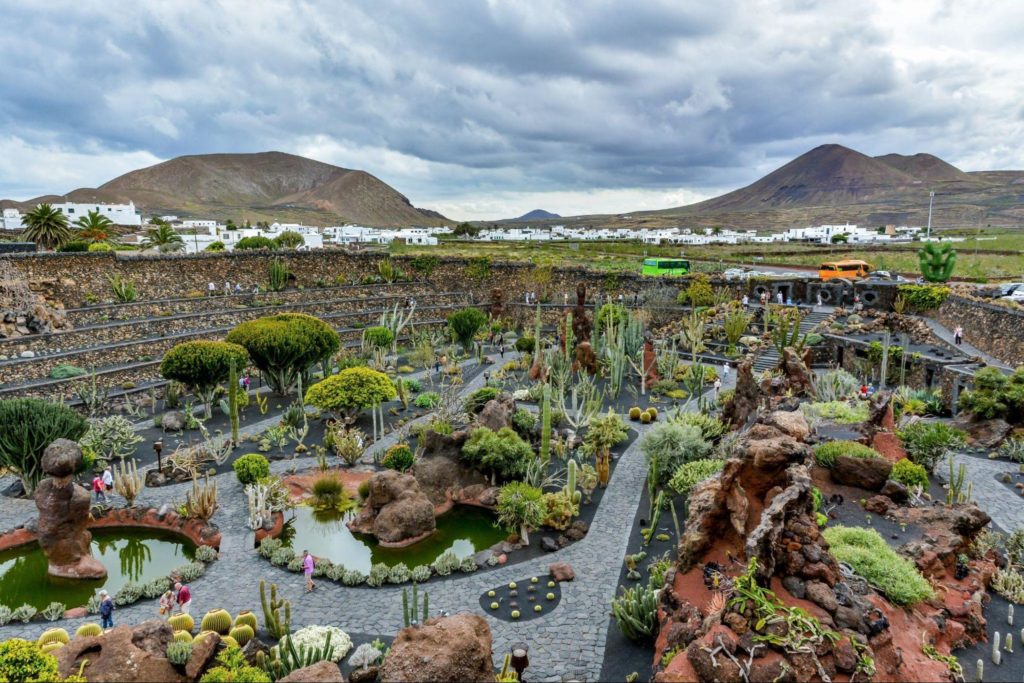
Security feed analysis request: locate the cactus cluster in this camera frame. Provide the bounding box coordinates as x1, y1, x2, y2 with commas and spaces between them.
260, 579, 291, 639
402, 583, 430, 627
234, 610, 258, 632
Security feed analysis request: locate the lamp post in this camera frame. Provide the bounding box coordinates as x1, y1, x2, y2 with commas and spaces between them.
153, 440, 163, 473
926, 191, 935, 239
510, 643, 529, 681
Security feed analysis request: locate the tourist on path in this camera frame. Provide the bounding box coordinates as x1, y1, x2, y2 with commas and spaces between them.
207, 282, 216, 297
713, 378, 722, 399
741, 294, 749, 307
99, 590, 114, 629
102, 466, 114, 494
92, 473, 106, 504
499, 344, 505, 359
776, 291, 784, 305
722, 362, 730, 379
303, 550, 316, 593
174, 582, 192, 614
953, 325, 963, 345
816, 292, 823, 308
159, 590, 174, 618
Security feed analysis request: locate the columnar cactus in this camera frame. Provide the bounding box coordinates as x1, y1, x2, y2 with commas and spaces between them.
993, 631, 1001, 663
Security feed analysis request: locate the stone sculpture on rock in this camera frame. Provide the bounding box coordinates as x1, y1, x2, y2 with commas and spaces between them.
571, 283, 592, 343
35, 439, 107, 579
347, 470, 436, 546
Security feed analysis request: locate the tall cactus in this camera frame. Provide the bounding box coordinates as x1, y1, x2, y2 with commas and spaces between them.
402, 583, 429, 627
259, 580, 290, 639
540, 384, 552, 463
918, 242, 956, 282
563, 459, 581, 506
228, 357, 239, 446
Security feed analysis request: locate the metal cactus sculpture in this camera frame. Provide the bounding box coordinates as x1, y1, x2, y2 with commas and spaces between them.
918, 242, 956, 282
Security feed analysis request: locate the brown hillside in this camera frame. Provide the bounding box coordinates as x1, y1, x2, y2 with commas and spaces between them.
874, 153, 973, 183
4, 151, 447, 228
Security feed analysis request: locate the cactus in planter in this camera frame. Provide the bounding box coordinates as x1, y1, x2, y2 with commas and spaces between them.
168, 613, 194, 633
200, 608, 232, 635
918, 242, 956, 283
563, 459, 581, 506
234, 610, 258, 632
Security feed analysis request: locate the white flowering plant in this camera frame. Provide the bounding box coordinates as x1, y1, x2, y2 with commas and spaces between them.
280, 624, 352, 661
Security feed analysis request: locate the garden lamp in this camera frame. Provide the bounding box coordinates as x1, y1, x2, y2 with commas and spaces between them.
153, 440, 163, 472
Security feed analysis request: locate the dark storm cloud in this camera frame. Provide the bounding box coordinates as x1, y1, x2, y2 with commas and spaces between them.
0, 0, 1021, 218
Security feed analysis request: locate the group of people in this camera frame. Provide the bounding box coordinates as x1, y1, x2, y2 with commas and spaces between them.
207, 281, 254, 296
96, 581, 192, 629
91, 467, 114, 503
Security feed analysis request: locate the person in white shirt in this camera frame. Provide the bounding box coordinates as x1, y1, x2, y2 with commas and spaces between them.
207, 282, 216, 297
741, 294, 749, 307
102, 466, 114, 493
776, 291, 784, 305
722, 362, 730, 378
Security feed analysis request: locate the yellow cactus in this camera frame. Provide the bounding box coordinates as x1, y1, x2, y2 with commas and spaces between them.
229, 625, 254, 647
75, 623, 102, 639
38, 628, 70, 646
200, 608, 232, 635
168, 613, 195, 633
173, 630, 194, 643
40, 642, 65, 654
233, 610, 258, 632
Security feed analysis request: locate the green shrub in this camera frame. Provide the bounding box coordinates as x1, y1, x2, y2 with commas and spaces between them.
958, 366, 1024, 423
896, 284, 951, 311
305, 367, 395, 419
0, 398, 88, 494
234, 236, 276, 250
496, 481, 546, 544
0, 639, 60, 683
57, 240, 90, 252
640, 422, 711, 484
414, 392, 440, 409
205, 241, 226, 252
273, 230, 305, 249
680, 274, 714, 307
898, 422, 965, 473
447, 307, 488, 352
670, 412, 727, 441
595, 303, 628, 334
160, 341, 250, 416
232, 454, 270, 485
382, 444, 415, 472
668, 459, 725, 497
227, 314, 340, 396
363, 326, 394, 350
464, 387, 500, 414
514, 337, 535, 353
48, 363, 88, 380
801, 401, 869, 425
823, 526, 933, 605
310, 475, 349, 511
462, 426, 535, 480
813, 441, 882, 468
511, 407, 536, 436
890, 458, 929, 489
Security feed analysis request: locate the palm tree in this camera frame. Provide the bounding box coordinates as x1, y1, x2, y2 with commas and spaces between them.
74, 210, 114, 243
21, 203, 72, 250
141, 224, 184, 252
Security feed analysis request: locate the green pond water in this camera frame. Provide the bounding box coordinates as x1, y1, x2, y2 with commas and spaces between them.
0, 529, 196, 611
279, 505, 508, 573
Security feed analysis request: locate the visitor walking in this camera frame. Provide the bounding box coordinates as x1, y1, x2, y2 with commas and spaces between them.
499, 344, 505, 359
207, 282, 216, 297
713, 377, 722, 399
722, 362, 730, 379
953, 325, 963, 345
564, 293, 569, 306
99, 590, 114, 629
434, 359, 441, 375
235, 283, 243, 294
223, 281, 231, 296
174, 582, 192, 614
776, 291, 784, 305
741, 294, 749, 307
102, 466, 114, 495
240, 372, 251, 391
303, 550, 316, 593
92, 473, 107, 504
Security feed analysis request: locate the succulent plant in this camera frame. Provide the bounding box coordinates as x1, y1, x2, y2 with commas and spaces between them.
200, 608, 232, 635
169, 613, 195, 633
75, 623, 103, 638
487, 590, 496, 597
508, 582, 517, 589
534, 605, 543, 612
511, 610, 521, 619
546, 593, 556, 600
229, 625, 254, 647
173, 631, 194, 644
234, 611, 258, 632
37, 628, 70, 646
490, 602, 499, 610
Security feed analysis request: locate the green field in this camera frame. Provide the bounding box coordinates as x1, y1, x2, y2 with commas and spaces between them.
390, 231, 1024, 281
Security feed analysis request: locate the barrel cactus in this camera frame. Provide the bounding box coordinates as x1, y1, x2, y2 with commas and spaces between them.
200, 608, 232, 635
75, 623, 102, 639
228, 625, 254, 647
173, 630, 194, 644
193, 630, 217, 647
647, 407, 658, 419
38, 628, 70, 646
40, 642, 64, 654
640, 410, 652, 424
628, 407, 642, 421
220, 635, 239, 649
234, 610, 258, 632
168, 613, 195, 633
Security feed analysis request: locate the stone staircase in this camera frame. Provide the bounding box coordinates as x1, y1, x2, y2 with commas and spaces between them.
752, 309, 830, 373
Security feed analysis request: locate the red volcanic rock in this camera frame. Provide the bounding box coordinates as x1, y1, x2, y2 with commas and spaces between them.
549, 562, 575, 582
380, 614, 494, 683
57, 620, 182, 682
831, 453, 892, 491
280, 661, 345, 682
348, 470, 436, 545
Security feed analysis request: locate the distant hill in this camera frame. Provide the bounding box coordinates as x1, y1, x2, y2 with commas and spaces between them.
1, 151, 448, 227
512, 209, 561, 221
532, 144, 1023, 231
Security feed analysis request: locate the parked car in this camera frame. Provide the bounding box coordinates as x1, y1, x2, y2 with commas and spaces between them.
998, 282, 1024, 296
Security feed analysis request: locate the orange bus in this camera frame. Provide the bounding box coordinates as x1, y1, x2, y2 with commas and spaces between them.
819, 259, 871, 280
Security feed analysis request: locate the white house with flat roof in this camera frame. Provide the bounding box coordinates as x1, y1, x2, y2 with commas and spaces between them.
53, 201, 142, 226
1, 208, 23, 230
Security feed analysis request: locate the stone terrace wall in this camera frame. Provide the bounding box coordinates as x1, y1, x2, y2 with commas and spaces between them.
933, 295, 1024, 368
5, 251, 763, 311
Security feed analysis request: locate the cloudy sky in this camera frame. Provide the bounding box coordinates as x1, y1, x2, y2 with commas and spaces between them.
1, 0, 1022, 220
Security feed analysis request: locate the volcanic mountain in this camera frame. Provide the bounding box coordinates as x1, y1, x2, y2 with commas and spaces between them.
512, 209, 561, 221
2, 151, 448, 227
542, 144, 1024, 231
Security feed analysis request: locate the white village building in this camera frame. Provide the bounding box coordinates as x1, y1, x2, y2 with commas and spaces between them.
52, 201, 142, 226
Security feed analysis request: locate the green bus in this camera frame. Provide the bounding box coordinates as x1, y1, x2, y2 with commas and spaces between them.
641, 258, 691, 276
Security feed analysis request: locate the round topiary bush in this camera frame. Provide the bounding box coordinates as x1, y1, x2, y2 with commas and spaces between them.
232, 453, 270, 485
227, 314, 340, 395
628, 407, 642, 421
160, 341, 249, 417
362, 326, 394, 350
305, 367, 396, 420
234, 236, 277, 250
514, 337, 535, 353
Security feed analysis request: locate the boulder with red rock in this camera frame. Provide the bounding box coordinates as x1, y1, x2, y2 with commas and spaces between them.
57, 620, 182, 682
380, 614, 494, 683
476, 394, 515, 432
348, 470, 436, 545
280, 661, 345, 682
831, 454, 893, 491
951, 414, 1013, 449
